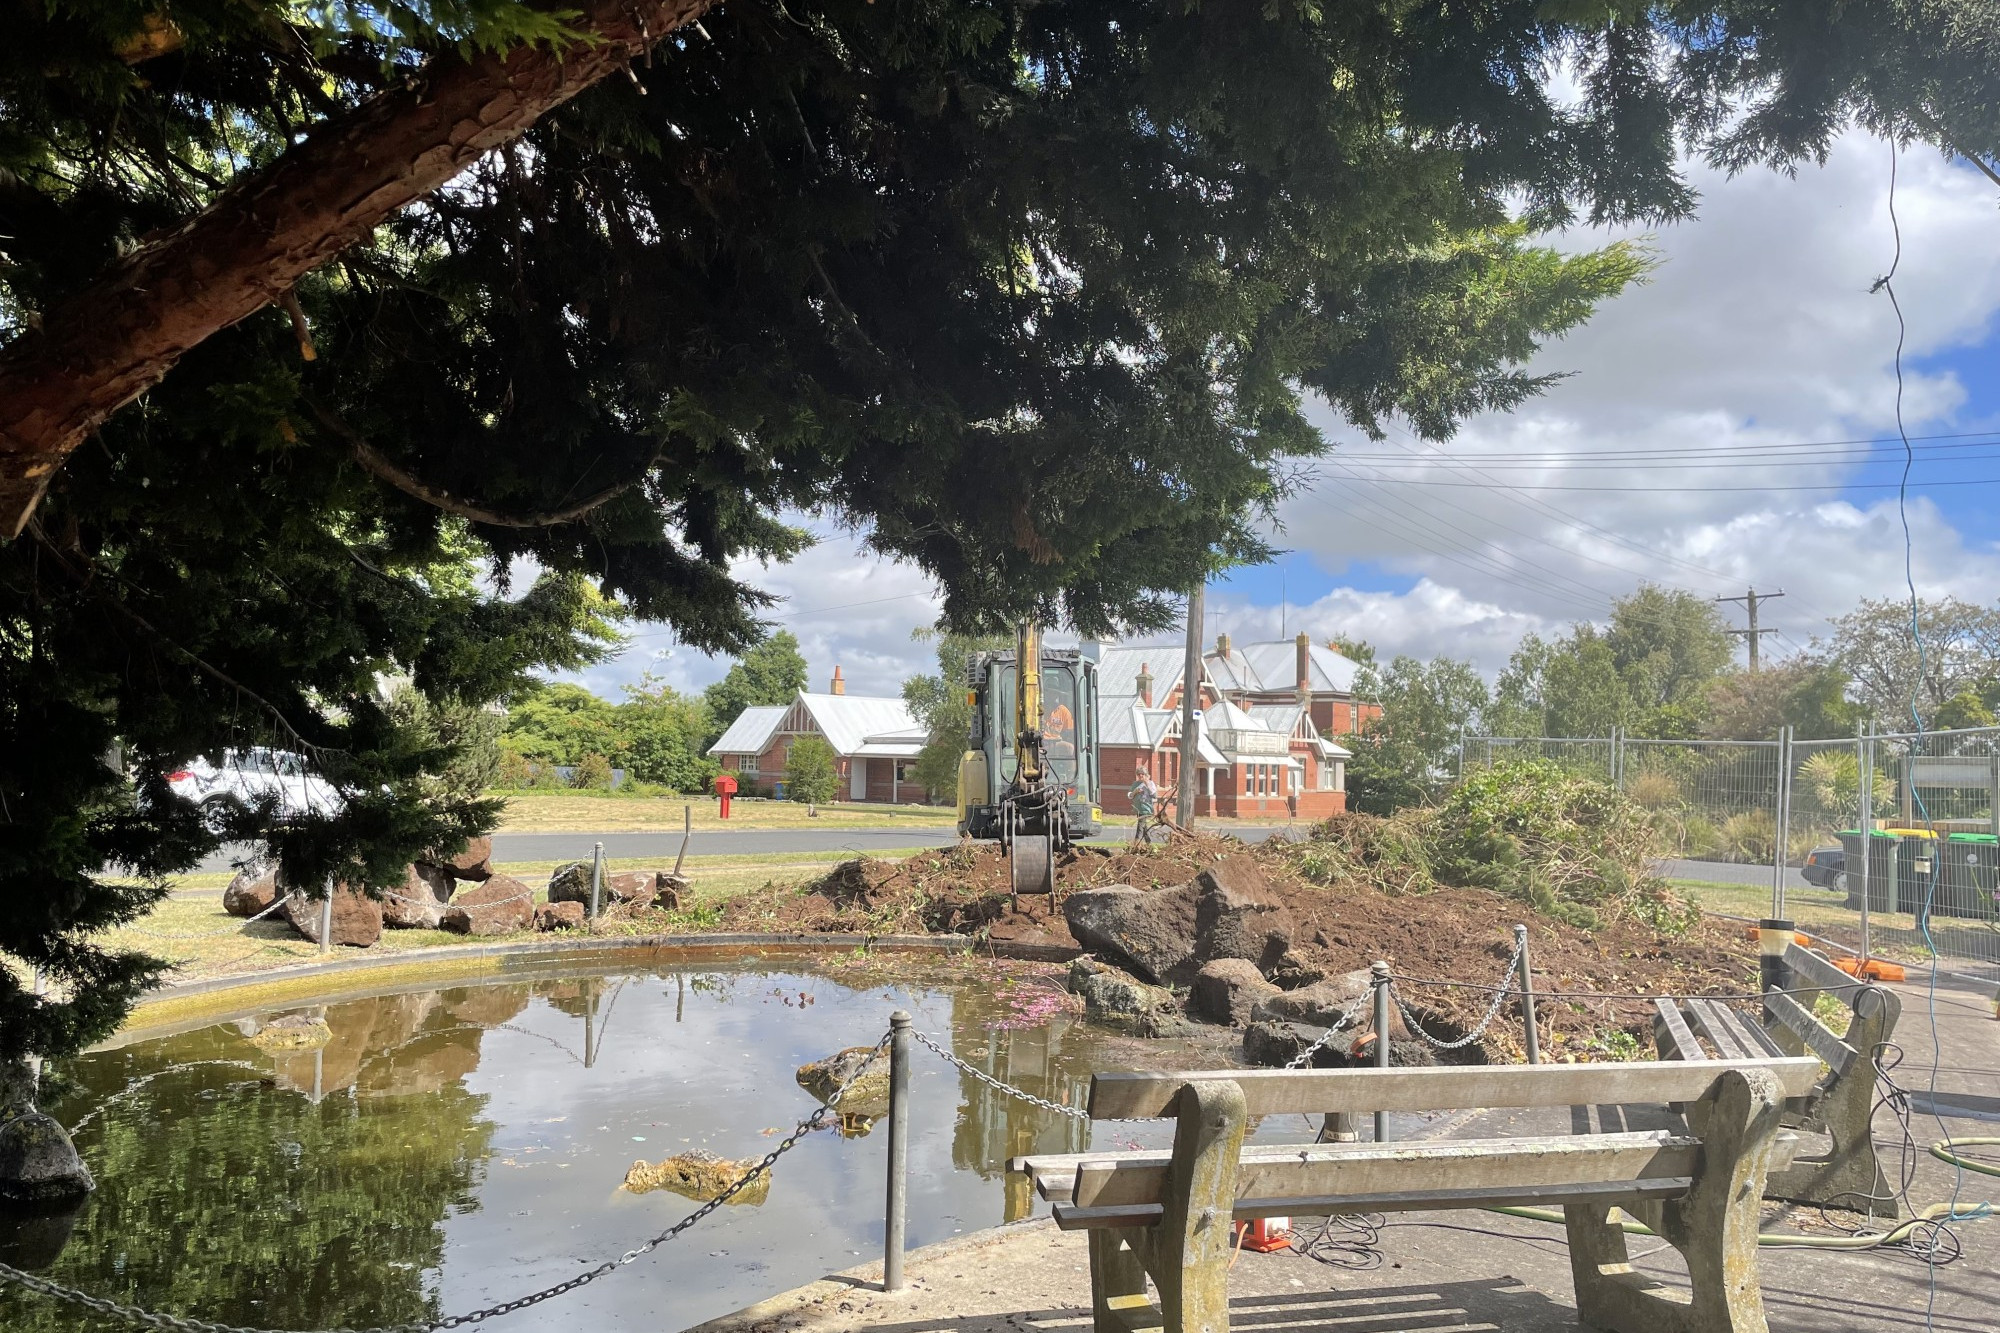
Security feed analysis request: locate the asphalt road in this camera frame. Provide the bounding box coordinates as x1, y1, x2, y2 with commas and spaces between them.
1656, 856, 1811, 890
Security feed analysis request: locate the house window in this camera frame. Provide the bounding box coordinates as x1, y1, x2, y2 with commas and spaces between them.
895, 761, 915, 782
1318, 760, 1334, 790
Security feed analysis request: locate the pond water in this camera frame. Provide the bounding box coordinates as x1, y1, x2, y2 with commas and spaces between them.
1, 958, 1275, 1333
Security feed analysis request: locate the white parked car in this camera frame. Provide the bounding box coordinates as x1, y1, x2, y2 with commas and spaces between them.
165, 748, 344, 833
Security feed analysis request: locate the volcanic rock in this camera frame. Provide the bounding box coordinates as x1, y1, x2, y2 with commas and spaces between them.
623, 1150, 768, 1205
382, 863, 455, 930
284, 884, 383, 948
796, 1046, 889, 1119
439, 874, 534, 936
1192, 856, 1295, 971
432, 836, 492, 882
534, 901, 586, 932
1251, 970, 1373, 1028
1067, 956, 1179, 1024
1062, 883, 1200, 984
1189, 958, 1280, 1027
222, 865, 279, 919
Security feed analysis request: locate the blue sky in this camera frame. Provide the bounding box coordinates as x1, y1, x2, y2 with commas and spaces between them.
563, 131, 2000, 703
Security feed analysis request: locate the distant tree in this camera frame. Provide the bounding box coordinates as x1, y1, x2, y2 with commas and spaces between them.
1932, 680, 2000, 731
784, 736, 840, 807
500, 683, 624, 766
570, 753, 614, 790
1604, 586, 1734, 719
705, 633, 809, 739
1346, 654, 1488, 814
1819, 598, 2000, 725
1327, 637, 1377, 669
1702, 662, 1865, 740
618, 676, 719, 793
902, 634, 1009, 802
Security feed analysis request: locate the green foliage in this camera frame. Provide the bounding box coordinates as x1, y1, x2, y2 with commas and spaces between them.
902, 633, 1008, 801
784, 736, 840, 806
569, 752, 614, 790
1819, 597, 2000, 725
704, 633, 809, 739
619, 674, 719, 792
1703, 661, 1865, 740
1798, 751, 1894, 818
1427, 759, 1684, 930
1347, 654, 1488, 814
500, 683, 624, 765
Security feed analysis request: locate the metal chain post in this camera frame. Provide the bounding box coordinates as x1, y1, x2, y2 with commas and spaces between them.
1514, 924, 1540, 1065
1370, 960, 1391, 1142
590, 841, 604, 920
884, 1011, 912, 1292
317, 875, 333, 956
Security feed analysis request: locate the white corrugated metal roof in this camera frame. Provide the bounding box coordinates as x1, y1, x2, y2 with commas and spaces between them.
791, 693, 920, 755
708, 706, 786, 757
1223, 640, 1361, 694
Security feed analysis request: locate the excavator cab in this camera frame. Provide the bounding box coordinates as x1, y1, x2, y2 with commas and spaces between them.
957, 628, 1100, 900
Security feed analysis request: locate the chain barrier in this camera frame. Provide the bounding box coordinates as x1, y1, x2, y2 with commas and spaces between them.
0, 1033, 893, 1333
1284, 990, 1372, 1069
1388, 935, 1527, 1052
909, 1027, 1091, 1120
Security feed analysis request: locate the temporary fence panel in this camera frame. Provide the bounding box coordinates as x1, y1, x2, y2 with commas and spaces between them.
1460, 736, 1615, 783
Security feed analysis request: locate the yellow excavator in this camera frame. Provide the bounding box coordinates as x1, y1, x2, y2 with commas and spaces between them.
956, 622, 1101, 900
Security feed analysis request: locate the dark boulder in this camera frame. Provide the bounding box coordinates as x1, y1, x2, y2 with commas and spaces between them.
1062, 883, 1200, 984
222, 865, 279, 918
1189, 958, 1281, 1027
439, 874, 534, 936
284, 884, 383, 947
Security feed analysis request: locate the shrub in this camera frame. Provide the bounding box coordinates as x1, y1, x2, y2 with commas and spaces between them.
1798, 751, 1893, 820
1718, 810, 1775, 864
785, 737, 840, 805
1624, 771, 1684, 812
571, 753, 614, 790
495, 749, 534, 789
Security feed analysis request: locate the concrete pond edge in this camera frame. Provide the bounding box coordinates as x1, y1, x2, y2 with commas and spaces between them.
679, 1218, 1060, 1333
99, 931, 1082, 1050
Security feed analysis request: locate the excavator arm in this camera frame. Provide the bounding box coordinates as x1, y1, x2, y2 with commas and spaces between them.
999, 620, 1061, 900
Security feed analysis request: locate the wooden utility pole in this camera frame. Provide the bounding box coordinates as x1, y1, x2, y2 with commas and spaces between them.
1177, 584, 1204, 828
1716, 587, 1784, 670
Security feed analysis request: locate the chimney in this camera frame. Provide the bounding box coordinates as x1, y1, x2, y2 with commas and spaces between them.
1296, 632, 1312, 702
1215, 632, 1232, 659
831, 665, 845, 696
1136, 662, 1154, 707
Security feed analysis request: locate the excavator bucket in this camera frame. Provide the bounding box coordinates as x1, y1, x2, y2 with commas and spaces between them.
1009, 826, 1057, 900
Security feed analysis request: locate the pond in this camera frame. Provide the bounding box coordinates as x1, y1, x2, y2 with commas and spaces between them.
2, 956, 1270, 1333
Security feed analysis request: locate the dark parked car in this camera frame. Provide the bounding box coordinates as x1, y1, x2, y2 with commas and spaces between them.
1800, 845, 1845, 888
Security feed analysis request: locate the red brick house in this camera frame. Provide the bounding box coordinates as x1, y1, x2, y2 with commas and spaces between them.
707, 668, 929, 803
1096, 634, 1370, 820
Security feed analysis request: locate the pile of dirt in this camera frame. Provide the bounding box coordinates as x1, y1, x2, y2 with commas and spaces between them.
709, 832, 1758, 1058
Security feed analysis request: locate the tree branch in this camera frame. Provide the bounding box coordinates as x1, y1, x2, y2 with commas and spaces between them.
309, 396, 653, 528
0, 0, 716, 538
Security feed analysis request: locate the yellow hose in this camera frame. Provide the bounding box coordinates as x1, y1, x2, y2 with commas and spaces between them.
1490, 1139, 1996, 1250
1930, 1136, 2000, 1177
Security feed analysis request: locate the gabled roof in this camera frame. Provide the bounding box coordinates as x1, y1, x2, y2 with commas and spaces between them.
1094, 644, 1187, 705
788, 692, 921, 755
1215, 639, 1360, 695
710, 706, 787, 756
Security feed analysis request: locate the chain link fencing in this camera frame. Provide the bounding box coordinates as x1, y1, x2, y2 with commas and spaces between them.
1464, 725, 2000, 980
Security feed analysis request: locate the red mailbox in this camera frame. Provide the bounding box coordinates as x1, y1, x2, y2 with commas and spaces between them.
713, 773, 738, 819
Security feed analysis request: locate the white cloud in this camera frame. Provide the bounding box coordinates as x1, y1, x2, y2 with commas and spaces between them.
1268, 130, 2000, 670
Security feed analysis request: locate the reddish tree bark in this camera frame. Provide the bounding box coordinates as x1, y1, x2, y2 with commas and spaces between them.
0, 0, 716, 537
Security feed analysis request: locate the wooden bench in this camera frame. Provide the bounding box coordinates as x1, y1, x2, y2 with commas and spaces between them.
1014, 1057, 1818, 1333
1653, 943, 1902, 1216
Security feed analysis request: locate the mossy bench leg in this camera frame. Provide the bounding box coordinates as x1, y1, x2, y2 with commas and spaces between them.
1765, 992, 1898, 1217
1088, 1080, 1247, 1333
1566, 1067, 1783, 1333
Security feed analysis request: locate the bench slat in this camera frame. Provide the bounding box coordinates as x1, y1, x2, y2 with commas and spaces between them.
1653, 998, 1704, 1061
1705, 998, 1786, 1059
1071, 1130, 1701, 1209
1783, 943, 1867, 1005
1052, 1178, 1696, 1231
1763, 989, 1856, 1079
1684, 998, 1756, 1060
1086, 1056, 1820, 1119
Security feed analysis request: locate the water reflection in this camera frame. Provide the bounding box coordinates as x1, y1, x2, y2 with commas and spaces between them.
2, 962, 1191, 1333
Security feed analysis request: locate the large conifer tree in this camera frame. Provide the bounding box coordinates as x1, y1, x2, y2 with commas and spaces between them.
2, 2, 1996, 1057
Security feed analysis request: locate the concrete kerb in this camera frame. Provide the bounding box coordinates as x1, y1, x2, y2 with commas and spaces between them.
681, 1218, 1059, 1333
98, 932, 1082, 1051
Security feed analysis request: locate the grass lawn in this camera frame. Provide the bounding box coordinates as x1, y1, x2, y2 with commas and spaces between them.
489, 790, 959, 833
94, 848, 924, 985
1668, 877, 2000, 967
